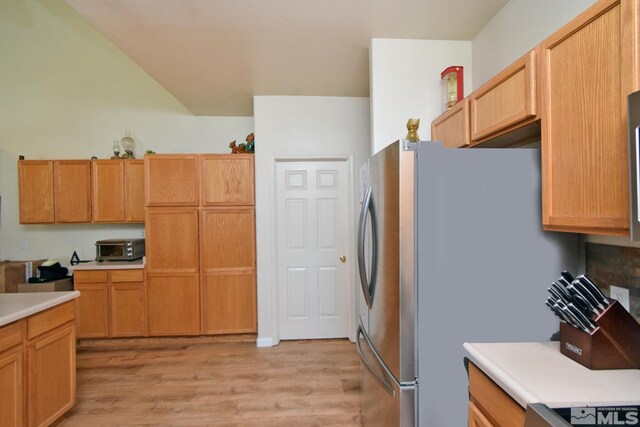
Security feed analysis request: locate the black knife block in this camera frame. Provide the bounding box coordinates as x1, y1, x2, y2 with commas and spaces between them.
559, 300, 640, 369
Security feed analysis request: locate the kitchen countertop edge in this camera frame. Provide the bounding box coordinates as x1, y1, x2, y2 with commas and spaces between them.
0, 291, 80, 327
71, 259, 145, 271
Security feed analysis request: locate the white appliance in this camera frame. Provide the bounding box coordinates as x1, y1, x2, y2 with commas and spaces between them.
356, 140, 577, 426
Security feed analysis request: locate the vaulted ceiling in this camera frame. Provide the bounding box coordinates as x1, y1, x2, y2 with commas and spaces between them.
65, 0, 508, 116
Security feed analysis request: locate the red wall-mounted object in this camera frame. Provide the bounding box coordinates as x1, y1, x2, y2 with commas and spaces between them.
441, 66, 464, 109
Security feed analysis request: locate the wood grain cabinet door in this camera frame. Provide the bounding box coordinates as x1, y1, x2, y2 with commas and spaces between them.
145, 155, 199, 206
146, 273, 200, 336
27, 324, 76, 427
468, 401, 495, 427
18, 160, 54, 224
469, 49, 537, 144
110, 283, 145, 337
53, 160, 92, 222
202, 271, 256, 334
74, 283, 109, 338
0, 346, 23, 427
200, 208, 256, 271
92, 160, 125, 222
541, 0, 639, 235
145, 208, 199, 272
431, 98, 470, 148
201, 155, 255, 206
125, 160, 145, 222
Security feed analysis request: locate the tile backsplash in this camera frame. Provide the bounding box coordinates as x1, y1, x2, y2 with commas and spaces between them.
586, 243, 640, 323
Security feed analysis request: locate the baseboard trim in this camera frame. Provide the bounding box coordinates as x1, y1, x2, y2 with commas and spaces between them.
256, 337, 275, 347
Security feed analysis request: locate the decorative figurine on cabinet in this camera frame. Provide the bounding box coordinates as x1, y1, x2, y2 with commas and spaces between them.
228, 133, 255, 154
405, 118, 420, 142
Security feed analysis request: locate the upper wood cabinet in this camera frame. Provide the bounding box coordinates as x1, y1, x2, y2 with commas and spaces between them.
92, 159, 144, 223
541, 0, 639, 235
53, 160, 92, 223
469, 49, 539, 146
145, 155, 199, 206
18, 161, 54, 224
201, 155, 255, 205
431, 98, 470, 148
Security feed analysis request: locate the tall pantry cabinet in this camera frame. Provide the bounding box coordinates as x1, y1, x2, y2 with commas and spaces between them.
144, 154, 256, 336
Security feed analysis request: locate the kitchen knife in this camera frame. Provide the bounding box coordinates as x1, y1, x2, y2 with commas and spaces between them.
554, 300, 581, 329
576, 275, 610, 307
550, 282, 572, 304
570, 279, 604, 314
566, 302, 597, 332
547, 286, 565, 303
545, 300, 567, 323
560, 270, 575, 284
566, 282, 598, 317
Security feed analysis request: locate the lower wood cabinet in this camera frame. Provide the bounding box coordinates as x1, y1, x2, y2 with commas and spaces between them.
75, 269, 145, 338
146, 273, 200, 336
468, 362, 525, 427
0, 343, 23, 427
0, 301, 77, 427
202, 272, 257, 334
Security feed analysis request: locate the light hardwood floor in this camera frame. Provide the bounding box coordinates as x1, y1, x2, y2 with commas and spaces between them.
58, 335, 362, 426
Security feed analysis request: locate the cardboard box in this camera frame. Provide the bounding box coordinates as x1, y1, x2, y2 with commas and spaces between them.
1, 259, 48, 293
17, 277, 73, 293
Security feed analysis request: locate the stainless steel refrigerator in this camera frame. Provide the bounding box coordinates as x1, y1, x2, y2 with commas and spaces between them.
628, 89, 640, 241
356, 140, 577, 426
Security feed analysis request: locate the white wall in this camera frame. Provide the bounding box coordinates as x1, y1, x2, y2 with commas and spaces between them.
0, 0, 253, 263
472, 0, 597, 88
369, 39, 472, 154
253, 96, 370, 346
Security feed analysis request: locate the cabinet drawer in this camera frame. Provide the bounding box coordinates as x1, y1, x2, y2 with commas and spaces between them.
468, 362, 525, 427
110, 269, 144, 283
27, 301, 75, 340
0, 321, 24, 352
74, 270, 108, 283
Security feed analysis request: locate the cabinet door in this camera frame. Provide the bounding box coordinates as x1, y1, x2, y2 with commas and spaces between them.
74, 283, 109, 338
0, 346, 23, 427
146, 208, 199, 272
18, 161, 54, 224
541, 0, 638, 235
201, 155, 255, 205
468, 401, 494, 427
146, 273, 200, 336
469, 49, 537, 144
27, 325, 75, 427
54, 160, 92, 222
200, 208, 256, 271
145, 155, 199, 206
431, 98, 470, 148
202, 271, 256, 334
92, 160, 125, 222
110, 283, 145, 337
125, 160, 145, 222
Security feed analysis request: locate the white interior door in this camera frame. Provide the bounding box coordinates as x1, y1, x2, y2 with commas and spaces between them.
276, 160, 350, 339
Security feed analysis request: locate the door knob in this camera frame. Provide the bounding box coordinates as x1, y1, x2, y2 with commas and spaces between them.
339, 255, 346, 263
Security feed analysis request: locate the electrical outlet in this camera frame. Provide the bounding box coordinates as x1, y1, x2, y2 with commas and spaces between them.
610, 285, 630, 312
141, 230, 145, 238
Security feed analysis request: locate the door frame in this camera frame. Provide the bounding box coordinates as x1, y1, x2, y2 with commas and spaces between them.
265, 154, 356, 346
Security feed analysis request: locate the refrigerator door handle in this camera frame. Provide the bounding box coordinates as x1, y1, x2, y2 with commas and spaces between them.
356, 325, 396, 397
357, 186, 378, 308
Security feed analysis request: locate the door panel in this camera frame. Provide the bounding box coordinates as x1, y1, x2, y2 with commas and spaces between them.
276, 160, 350, 339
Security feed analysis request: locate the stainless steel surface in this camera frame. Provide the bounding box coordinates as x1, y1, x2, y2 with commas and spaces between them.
95, 238, 145, 262
356, 325, 396, 397
524, 404, 572, 427
629, 90, 640, 240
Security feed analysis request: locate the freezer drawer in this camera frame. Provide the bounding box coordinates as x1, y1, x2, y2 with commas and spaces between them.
357, 325, 416, 427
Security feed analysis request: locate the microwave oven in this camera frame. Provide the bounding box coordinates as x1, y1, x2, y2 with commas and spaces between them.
96, 239, 145, 262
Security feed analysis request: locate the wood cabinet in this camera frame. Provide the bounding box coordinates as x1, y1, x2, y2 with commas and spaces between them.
25, 301, 76, 427
146, 273, 200, 336
53, 160, 92, 223
201, 155, 255, 205
145, 154, 256, 336
145, 155, 199, 206
431, 98, 470, 148
74, 269, 145, 338
18, 161, 54, 224
0, 321, 24, 427
541, 0, 639, 235
468, 362, 524, 427
92, 159, 145, 223
469, 49, 539, 146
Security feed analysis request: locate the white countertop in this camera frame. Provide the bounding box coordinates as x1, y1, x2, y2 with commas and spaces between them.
0, 291, 80, 327
464, 342, 640, 409
70, 258, 145, 271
